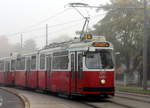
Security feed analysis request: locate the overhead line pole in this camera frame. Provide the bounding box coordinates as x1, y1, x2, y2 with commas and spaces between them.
46, 24, 48, 46
21, 33, 23, 49
143, 0, 148, 90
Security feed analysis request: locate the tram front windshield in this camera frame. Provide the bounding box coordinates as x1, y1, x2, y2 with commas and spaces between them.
85, 49, 114, 69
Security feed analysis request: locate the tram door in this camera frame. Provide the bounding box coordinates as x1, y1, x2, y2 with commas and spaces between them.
4, 61, 10, 84
46, 54, 51, 89
71, 52, 83, 93
26, 57, 31, 87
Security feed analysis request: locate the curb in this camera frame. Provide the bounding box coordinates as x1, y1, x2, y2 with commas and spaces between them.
0, 87, 30, 108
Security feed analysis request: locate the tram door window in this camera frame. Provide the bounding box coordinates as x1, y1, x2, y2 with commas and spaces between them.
71, 53, 77, 92
78, 53, 83, 79
40, 54, 45, 70
4, 61, 10, 80
11, 60, 16, 71
71, 52, 83, 92
31, 55, 36, 70
46, 55, 51, 75
71, 54, 75, 78
26, 57, 31, 86
46, 55, 52, 89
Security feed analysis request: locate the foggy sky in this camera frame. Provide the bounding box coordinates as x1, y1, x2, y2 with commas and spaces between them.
0, 0, 109, 48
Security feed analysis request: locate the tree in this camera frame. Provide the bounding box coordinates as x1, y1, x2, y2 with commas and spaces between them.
13, 39, 37, 54
0, 36, 13, 57
91, 0, 150, 85
23, 39, 37, 52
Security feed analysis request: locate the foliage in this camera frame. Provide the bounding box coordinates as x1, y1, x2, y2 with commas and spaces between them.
0, 37, 37, 57
91, 0, 150, 82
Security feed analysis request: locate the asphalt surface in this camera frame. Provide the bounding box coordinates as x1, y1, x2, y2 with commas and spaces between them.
0, 89, 24, 108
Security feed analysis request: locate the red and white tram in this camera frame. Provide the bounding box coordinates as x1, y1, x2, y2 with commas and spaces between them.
0, 34, 115, 97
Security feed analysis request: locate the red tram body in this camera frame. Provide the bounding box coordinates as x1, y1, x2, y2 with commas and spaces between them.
0, 35, 115, 97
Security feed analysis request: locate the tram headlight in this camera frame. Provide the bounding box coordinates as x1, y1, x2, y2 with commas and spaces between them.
100, 79, 106, 84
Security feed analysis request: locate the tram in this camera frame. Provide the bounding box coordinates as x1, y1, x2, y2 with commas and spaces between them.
0, 34, 115, 97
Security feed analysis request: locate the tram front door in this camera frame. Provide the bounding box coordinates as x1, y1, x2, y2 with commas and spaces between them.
70, 52, 83, 93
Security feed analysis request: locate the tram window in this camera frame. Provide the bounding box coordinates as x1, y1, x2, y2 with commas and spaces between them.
21, 57, 25, 70
5, 61, 10, 72
0, 61, 4, 71
78, 54, 83, 71
71, 54, 74, 71
46, 55, 51, 71
85, 50, 114, 69
16, 57, 25, 70
52, 56, 69, 69
26, 57, 30, 70
40, 54, 45, 70
31, 56, 36, 70
11, 60, 16, 71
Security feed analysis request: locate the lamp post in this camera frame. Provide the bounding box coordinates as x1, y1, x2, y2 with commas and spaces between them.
143, 0, 148, 90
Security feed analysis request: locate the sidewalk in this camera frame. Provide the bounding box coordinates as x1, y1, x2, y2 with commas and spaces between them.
0, 87, 71, 108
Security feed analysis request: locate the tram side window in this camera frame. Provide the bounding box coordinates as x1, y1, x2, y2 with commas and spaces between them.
0, 61, 4, 71
11, 60, 16, 71
16, 57, 25, 70
78, 54, 83, 71
71, 54, 74, 71
26, 57, 30, 70
31, 56, 36, 70
40, 54, 45, 70
53, 56, 69, 69
5, 61, 10, 72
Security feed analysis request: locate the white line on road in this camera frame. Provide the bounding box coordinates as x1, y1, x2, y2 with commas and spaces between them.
0, 96, 3, 106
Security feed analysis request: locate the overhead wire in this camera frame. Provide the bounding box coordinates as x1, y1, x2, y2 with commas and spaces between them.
4, 12, 106, 39
21, 18, 85, 34
2, 8, 71, 37
22, 8, 71, 30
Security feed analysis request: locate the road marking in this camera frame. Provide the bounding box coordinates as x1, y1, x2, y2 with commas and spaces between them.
0, 96, 3, 106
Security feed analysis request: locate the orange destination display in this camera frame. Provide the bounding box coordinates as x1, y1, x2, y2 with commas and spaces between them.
92, 42, 109, 47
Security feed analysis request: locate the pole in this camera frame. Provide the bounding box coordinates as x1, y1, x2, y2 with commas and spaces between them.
143, 0, 148, 90
46, 24, 48, 46
21, 34, 23, 49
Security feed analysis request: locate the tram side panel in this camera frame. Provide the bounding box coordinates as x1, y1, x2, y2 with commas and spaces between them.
15, 57, 26, 87
15, 71, 26, 86
49, 52, 70, 93
26, 55, 38, 88
81, 71, 114, 95
38, 70, 47, 89
0, 72, 4, 84
7, 60, 15, 85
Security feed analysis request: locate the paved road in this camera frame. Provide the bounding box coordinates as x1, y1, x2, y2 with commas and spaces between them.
0, 89, 24, 108
1, 87, 150, 108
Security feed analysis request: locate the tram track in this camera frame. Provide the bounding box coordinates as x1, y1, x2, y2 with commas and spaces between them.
75, 97, 136, 108
116, 91, 150, 98
115, 91, 150, 103
80, 100, 135, 108
106, 99, 135, 108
